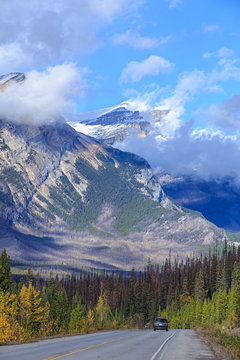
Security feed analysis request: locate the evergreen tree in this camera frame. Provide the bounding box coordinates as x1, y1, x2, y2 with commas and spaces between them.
69, 295, 85, 333
0, 249, 12, 292
194, 269, 204, 301
55, 286, 70, 332
201, 298, 210, 327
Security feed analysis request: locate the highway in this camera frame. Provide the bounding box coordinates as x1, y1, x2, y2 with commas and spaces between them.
0, 329, 215, 360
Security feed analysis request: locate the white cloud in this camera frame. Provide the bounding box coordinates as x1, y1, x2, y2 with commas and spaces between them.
0, 64, 83, 125
196, 95, 240, 130
116, 47, 240, 180
153, 48, 240, 136
117, 121, 240, 180
203, 24, 220, 33
113, 29, 171, 49
154, 69, 208, 136
203, 47, 234, 59
0, 0, 140, 73
122, 49, 240, 138
168, 0, 184, 9
120, 55, 174, 83
123, 84, 165, 112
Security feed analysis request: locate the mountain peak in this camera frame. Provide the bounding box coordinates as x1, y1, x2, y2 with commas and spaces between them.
0, 72, 25, 85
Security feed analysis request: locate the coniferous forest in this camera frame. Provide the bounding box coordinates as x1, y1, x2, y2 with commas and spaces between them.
0, 243, 240, 356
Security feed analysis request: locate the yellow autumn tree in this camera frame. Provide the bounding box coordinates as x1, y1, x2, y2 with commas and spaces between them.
87, 309, 95, 330
96, 294, 110, 328
39, 301, 54, 337
0, 291, 21, 343
19, 283, 44, 339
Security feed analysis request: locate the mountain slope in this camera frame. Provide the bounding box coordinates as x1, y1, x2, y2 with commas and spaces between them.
0, 119, 225, 270
69, 103, 240, 235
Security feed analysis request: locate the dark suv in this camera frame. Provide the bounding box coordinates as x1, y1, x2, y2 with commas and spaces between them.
153, 317, 168, 331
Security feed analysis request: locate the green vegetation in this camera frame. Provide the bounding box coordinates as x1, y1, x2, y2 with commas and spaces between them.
114, 194, 167, 235
36, 152, 171, 234
26, 149, 37, 164
0, 244, 239, 353
0, 248, 12, 292
33, 201, 56, 221
227, 232, 240, 243
88, 225, 112, 238
1, 166, 25, 190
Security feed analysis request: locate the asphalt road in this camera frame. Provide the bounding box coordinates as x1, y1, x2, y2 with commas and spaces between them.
0, 329, 215, 360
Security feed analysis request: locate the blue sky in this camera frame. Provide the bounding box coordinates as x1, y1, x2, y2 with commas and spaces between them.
79, 0, 240, 125
0, 0, 239, 121
1, 0, 240, 179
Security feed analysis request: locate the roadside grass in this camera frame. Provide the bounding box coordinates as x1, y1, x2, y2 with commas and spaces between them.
198, 327, 240, 360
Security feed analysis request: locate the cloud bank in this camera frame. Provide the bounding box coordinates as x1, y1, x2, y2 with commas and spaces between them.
117, 121, 240, 180
116, 47, 240, 181
0, 0, 140, 73
0, 64, 82, 125
196, 95, 240, 130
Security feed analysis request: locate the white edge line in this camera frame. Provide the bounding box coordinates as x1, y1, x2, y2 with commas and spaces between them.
150, 331, 176, 360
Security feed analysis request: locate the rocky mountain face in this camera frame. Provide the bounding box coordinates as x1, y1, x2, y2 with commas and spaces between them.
68, 102, 167, 145
70, 104, 240, 236
0, 116, 226, 271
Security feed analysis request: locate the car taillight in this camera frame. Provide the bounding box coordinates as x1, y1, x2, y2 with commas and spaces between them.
154, 322, 156, 325
166, 323, 168, 326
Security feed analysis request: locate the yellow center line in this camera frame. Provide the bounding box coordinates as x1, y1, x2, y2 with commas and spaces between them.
43, 332, 141, 360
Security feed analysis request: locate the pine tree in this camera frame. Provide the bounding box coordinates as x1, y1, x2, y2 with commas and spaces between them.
215, 289, 228, 324
194, 269, 204, 301
201, 298, 210, 327
69, 295, 85, 333
0, 249, 12, 292
55, 286, 70, 333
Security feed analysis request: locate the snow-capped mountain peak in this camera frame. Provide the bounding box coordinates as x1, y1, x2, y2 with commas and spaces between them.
67, 101, 169, 145
0, 72, 25, 85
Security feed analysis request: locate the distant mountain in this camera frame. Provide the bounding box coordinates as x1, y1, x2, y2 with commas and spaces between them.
69, 103, 240, 235
68, 101, 168, 145
158, 174, 240, 232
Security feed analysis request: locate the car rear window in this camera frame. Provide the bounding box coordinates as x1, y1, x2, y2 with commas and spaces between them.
155, 318, 167, 322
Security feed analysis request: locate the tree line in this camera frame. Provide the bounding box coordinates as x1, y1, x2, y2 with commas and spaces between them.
0, 241, 239, 344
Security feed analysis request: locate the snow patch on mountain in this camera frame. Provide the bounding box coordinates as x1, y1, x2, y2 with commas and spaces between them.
0, 72, 25, 84
68, 101, 170, 144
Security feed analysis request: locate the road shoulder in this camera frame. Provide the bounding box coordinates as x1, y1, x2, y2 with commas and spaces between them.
157, 329, 216, 360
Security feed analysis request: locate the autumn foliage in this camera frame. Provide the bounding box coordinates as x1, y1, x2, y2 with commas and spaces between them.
0, 242, 239, 344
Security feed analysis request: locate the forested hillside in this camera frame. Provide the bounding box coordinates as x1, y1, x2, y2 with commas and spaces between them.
0, 243, 240, 356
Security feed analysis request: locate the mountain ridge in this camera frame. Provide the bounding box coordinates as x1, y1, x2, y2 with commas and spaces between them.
0, 117, 226, 270
69, 102, 240, 234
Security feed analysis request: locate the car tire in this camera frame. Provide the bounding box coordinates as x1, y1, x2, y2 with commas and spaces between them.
166, 328, 168, 331
153, 328, 156, 331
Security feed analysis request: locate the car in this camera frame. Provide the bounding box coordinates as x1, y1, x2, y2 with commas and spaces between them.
153, 317, 168, 331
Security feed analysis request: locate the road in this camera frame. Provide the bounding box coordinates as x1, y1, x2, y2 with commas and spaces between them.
0, 329, 215, 360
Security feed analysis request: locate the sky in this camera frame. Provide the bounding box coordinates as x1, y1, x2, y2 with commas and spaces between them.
0, 0, 240, 180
